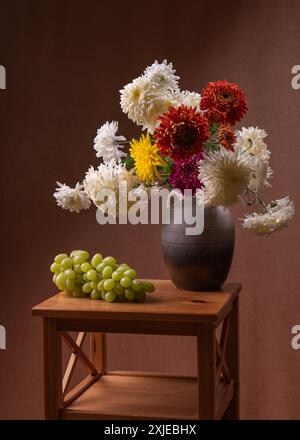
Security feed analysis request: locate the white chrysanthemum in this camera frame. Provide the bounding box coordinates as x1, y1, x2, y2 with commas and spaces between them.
247, 157, 273, 192
199, 149, 253, 206
120, 76, 173, 133
242, 196, 295, 234
94, 121, 126, 163
83, 161, 138, 216
172, 90, 202, 110
235, 127, 272, 192
235, 126, 270, 160
144, 59, 179, 92
53, 182, 91, 213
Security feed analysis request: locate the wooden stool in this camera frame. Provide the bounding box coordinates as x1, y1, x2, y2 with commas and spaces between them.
32, 280, 241, 420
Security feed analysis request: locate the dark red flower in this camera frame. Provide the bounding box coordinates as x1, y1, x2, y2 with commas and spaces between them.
154, 105, 209, 161
207, 109, 226, 125
218, 124, 236, 151
169, 153, 203, 195
200, 80, 247, 126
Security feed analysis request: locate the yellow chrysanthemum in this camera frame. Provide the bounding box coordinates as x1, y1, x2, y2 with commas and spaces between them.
130, 133, 165, 183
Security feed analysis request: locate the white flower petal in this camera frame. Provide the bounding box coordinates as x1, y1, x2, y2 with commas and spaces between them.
199, 149, 252, 206
235, 126, 272, 192
53, 182, 91, 213
172, 90, 202, 110
144, 59, 179, 92
120, 75, 173, 133
83, 161, 139, 217
242, 196, 295, 234
94, 121, 126, 163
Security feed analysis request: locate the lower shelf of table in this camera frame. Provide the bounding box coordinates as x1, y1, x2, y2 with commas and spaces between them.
60, 372, 234, 420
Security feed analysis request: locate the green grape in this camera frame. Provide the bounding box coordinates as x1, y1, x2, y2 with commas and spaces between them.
113, 283, 124, 296
105, 291, 117, 303
65, 278, 75, 291
96, 262, 106, 273
73, 264, 82, 274
70, 250, 89, 260
117, 264, 129, 272
102, 256, 117, 266
124, 288, 135, 301
135, 290, 146, 302
97, 279, 105, 291
142, 281, 155, 292
50, 262, 61, 273
61, 257, 73, 270
75, 274, 83, 283
86, 269, 97, 281
73, 254, 87, 265
56, 273, 66, 290
91, 289, 101, 300
132, 279, 143, 292
104, 279, 115, 291
120, 276, 132, 288
51, 251, 150, 304
102, 266, 113, 279
82, 282, 93, 294
111, 270, 123, 282
91, 253, 103, 268
72, 284, 82, 297
78, 250, 89, 260
70, 250, 81, 257
54, 253, 68, 264
90, 278, 101, 289
81, 262, 92, 273
64, 269, 75, 279
123, 269, 136, 279
81, 290, 90, 297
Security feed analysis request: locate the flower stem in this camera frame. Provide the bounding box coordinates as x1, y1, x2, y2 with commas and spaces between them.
116, 140, 131, 145
246, 187, 268, 213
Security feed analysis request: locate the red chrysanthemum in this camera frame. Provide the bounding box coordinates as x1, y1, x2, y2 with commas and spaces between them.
218, 124, 236, 151
154, 105, 209, 161
169, 153, 203, 195
200, 80, 247, 126
206, 109, 226, 125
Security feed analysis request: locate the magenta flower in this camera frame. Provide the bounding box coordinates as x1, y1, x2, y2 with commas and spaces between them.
169, 154, 203, 194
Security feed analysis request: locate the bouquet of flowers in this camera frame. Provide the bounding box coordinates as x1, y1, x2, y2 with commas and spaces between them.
54, 60, 294, 234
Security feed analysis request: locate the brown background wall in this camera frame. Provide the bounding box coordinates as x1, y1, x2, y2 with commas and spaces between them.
0, 0, 300, 419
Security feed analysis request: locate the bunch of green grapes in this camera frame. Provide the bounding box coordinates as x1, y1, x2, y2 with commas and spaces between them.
50, 250, 155, 303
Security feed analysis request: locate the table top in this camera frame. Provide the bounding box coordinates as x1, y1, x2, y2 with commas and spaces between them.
32, 280, 241, 324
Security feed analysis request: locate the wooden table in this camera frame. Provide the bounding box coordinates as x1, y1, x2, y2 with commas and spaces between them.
32, 280, 241, 420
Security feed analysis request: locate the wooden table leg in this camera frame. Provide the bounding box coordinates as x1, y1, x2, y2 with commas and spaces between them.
90, 333, 107, 374
197, 322, 216, 419
43, 318, 62, 419
222, 298, 240, 419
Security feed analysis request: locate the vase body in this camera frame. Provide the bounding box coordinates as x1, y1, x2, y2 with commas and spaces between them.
161, 204, 235, 291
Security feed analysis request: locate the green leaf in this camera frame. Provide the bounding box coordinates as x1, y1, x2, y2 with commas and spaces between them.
158, 156, 172, 175
204, 141, 220, 153
123, 155, 135, 171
